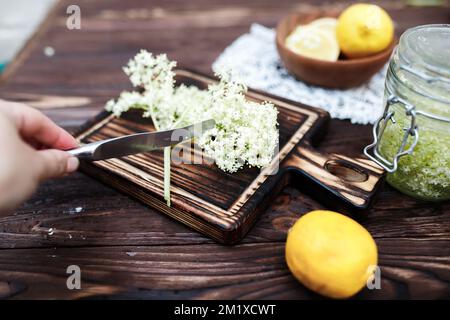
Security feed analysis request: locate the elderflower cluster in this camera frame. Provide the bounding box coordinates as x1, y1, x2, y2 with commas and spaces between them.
105, 50, 279, 173
198, 72, 278, 172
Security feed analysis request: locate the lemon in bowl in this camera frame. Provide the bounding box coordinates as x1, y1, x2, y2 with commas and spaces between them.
308, 17, 338, 34
285, 210, 378, 299
336, 3, 394, 58
285, 24, 340, 62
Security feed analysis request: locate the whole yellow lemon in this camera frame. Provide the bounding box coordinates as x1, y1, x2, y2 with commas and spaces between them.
285, 210, 378, 299
336, 3, 394, 58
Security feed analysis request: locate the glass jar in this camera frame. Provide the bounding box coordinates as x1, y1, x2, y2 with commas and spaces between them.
365, 24, 450, 201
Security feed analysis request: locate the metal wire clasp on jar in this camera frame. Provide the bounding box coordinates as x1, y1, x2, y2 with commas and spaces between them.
364, 24, 450, 201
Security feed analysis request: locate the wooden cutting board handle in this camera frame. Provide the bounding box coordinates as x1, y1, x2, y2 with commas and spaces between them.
282, 142, 385, 210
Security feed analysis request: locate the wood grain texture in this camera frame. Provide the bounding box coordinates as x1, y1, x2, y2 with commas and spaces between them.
0, 0, 448, 299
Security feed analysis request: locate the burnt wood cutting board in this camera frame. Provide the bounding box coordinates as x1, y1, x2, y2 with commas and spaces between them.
74, 69, 384, 244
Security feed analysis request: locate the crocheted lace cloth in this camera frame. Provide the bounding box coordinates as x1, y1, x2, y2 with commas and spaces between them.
212, 24, 388, 125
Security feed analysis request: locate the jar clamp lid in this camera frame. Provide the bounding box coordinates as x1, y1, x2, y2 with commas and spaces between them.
364, 24, 450, 172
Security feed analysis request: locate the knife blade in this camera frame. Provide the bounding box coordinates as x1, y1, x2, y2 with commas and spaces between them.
68, 119, 215, 161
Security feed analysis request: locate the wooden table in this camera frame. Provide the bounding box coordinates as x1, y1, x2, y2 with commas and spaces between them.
0, 0, 449, 299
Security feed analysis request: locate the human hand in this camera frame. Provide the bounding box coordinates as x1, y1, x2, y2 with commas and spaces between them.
0, 99, 79, 213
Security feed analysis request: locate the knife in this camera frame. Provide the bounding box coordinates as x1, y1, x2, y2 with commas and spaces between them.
68, 119, 215, 161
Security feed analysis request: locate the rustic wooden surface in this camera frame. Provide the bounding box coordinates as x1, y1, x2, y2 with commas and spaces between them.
0, 0, 449, 299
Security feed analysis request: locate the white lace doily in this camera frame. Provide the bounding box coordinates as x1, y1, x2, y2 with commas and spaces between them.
212, 24, 388, 125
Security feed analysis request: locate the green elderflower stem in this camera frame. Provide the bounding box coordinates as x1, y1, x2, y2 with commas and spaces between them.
163, 146, 171, 207
149, 113, 172, 207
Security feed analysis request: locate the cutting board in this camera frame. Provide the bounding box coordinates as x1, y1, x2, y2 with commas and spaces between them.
74, 69, 384, 244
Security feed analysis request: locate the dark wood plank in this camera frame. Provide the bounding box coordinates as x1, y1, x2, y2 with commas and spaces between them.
0, 0, 448, 299
0, 239, 448, 299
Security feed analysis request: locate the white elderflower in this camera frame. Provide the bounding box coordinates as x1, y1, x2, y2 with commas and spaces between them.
105, 50, 279, 205
198, 72, 278, 172
105, 91, 146, 116
123, 50, 176, 93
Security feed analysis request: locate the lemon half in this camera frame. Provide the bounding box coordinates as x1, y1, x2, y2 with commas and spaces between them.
285, 25, 340, 62
308, 17, 338, 35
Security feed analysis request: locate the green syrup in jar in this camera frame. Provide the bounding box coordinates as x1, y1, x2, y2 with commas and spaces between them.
374, 25, 450, 201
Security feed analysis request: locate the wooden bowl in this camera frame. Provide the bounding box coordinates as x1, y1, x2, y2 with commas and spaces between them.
276, 13, 395, 89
